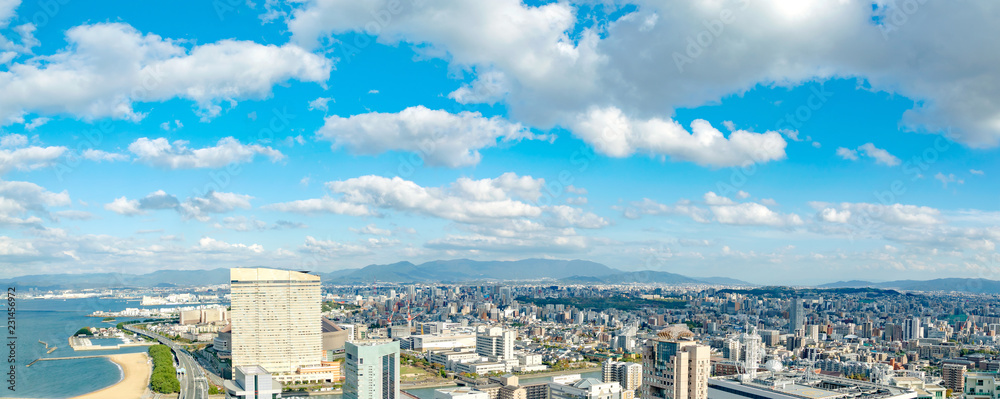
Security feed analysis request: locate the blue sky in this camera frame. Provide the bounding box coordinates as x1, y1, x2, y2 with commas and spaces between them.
1, 0, 998, 284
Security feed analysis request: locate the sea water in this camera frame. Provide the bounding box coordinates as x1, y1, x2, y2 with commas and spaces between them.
9, 297, 173, 398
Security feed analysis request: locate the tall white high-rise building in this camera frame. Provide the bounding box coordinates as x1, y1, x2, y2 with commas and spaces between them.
641, 326, 709, 399
904, 318, 923, 341
230, 268, 322, 382
788, 299, 804, 334
345, 340, 400, 399
476, 326, 515, 360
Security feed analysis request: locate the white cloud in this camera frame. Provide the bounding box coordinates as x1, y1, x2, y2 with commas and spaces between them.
811, 202, 943, 226
0, 23, 331, 124
197, 236, 264, 253
448, 69, 509, 105
269, 174, 607, 234
180, 191, 252, 221
316, 106, 544, 167
24, 117, 48, 130
0, 180, 70, 225
571, 107, 787, 167
287, 1, 1000, 153
82, 149, 129, 162
857, 143, 901, 166
103, 190, 251, 221
308, 97, 332, 112
350, 223, 392, 236
706, 195, 803, 227
0, 133, 26, 148
104, 196, 142, 216
0, 144, 66, 175
621, 192, 801, 227
263, 197, 373, 216
0, 0, 19, 29
970, 169, 984, 175
836, 147, 859, 161
128, 136, 283, 169
837, 143, 900, 166
934, 172, 963, 188
300, 236, 376, 257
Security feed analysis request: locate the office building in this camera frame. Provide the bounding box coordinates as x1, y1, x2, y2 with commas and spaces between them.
476, 326, 515, 360
230, 268, 322, 382
641, 326, 709, 399
224, 365, 283, 399
904, 318, 923, 341
345, 340, 400, 399
788, 299, 804, 334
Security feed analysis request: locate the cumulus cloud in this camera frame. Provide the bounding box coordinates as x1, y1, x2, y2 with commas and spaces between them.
103, 189, 251, 221
811, 202, 943, 227
0, 136, 66, 175
934, 172, 963, 188
287, 0, 1000, 155
857, 143, 901, 166
268, 174, 607, 237
836, 147, 858, 161
620, 192, 801, 227
316, 106, 544, 167
572, 107, 787, 167
128, 137, 283, 169
82, 149, 129, 162
837, 143, 900, 166
0, 22, 331, 124
0, 180, 70, 225
104, 196, 142, 215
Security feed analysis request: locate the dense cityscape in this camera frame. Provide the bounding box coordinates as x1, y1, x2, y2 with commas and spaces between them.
11, 268, 1000, 399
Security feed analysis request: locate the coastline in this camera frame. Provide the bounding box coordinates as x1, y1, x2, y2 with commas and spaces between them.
69, 353, 151, 399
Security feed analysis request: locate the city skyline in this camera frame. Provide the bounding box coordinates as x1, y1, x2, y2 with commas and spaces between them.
1, 1, 999, 285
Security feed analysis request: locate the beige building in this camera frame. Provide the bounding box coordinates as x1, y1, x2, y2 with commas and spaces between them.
641, 326, 709, 399
230, 267, 322, 383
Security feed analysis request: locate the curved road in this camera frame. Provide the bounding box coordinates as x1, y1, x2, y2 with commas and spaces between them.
124, 324, 209, 399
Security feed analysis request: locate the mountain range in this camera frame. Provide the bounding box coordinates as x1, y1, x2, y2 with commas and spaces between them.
1, 258, 751, 289
818, 278, 1000, 294
6, 259, 1000, 294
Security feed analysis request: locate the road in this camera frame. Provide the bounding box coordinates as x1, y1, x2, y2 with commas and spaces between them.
125, 324, 209, 399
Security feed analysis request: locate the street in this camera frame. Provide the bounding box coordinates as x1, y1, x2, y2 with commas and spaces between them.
125, 324, 209, 399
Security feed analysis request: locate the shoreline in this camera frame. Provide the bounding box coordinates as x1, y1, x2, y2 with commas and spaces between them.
69, 352, 151, 399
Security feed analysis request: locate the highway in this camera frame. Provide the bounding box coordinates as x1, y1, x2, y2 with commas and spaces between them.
124, 324, 209, 399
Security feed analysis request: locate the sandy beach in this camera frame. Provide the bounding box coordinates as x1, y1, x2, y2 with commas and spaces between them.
70, 352, 151, 399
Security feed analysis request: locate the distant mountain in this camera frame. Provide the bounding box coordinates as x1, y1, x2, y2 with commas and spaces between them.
818, 280, 877, 288
325, 259, 620, 283
561, 272, 754, 285
0, 268, 231, 290
694, 276, 756, 285
2, 259, 755, 288
818, 278, 1000, 294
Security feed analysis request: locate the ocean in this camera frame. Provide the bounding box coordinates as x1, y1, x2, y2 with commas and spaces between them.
8, 297, 173, 398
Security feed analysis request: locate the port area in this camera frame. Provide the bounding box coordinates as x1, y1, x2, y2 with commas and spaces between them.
69, 336, 156, 351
